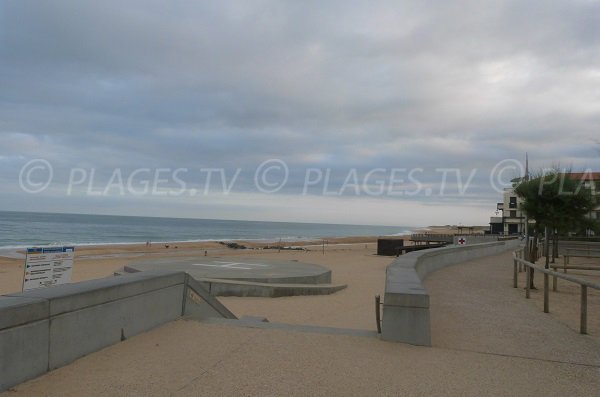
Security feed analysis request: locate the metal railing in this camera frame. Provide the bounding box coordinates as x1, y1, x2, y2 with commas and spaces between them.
557, 248, 600, 273
513, 249, 600, 334
410, 234, 454, 243
514, 244, 542, 271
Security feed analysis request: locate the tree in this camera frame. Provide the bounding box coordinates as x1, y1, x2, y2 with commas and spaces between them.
514, 170, 597, 287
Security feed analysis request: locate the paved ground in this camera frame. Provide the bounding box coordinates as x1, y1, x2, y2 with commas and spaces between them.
3, 250, 599, 396
427, 252, 600, 365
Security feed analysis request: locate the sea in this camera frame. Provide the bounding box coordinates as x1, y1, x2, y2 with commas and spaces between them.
0, 211, 414, 249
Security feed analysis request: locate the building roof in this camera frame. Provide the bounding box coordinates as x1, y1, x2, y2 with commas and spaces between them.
567, 172, 600, 181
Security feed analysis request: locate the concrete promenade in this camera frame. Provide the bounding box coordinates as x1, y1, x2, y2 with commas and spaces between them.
3, 251, 599, 396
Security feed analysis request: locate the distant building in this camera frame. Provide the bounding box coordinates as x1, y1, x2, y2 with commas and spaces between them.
488, 216, 503, 234
489, 171, 599, 235
494, 187, 531, 235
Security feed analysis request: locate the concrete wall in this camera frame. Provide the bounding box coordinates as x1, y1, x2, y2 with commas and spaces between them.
381, 240, 520, 346
0, 271, 234, 392
194, 278, 346, 297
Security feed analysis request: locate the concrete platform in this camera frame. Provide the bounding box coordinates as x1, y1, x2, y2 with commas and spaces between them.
193, 278, 347, 297
124, 257, 345, 297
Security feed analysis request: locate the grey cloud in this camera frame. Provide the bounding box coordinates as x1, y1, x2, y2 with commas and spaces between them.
1, 0, 599, 223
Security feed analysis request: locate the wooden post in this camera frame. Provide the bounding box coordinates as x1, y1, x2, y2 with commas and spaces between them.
513, 259, 518, 288
518, 250, 523, 272
553, 274, 557, 292
526, 267, 531, 299
580, 285, 587, 335
375, 295, 381, 334
544, 226, 550, 269
551, 228, 556, 263
543, 273, 549, 313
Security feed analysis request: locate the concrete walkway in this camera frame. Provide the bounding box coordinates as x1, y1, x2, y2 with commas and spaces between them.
3, 251, 599, 396
427, 251, 600, 367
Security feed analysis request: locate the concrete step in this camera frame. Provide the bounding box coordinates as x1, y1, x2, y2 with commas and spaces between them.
195, 277, 347, 297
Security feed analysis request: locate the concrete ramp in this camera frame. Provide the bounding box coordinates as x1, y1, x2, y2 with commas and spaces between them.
184, 275, 237, 320
0, 270, 235, 392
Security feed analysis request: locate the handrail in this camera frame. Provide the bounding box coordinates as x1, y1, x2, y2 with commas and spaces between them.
565, 247, 600, 257
410, 233, 454, 237
560, 241, 600, 246
562, 248, 600, 272
514, 256, 600, 289
512, 250, 600, 334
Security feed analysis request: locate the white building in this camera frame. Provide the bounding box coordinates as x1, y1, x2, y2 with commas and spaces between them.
489, 171, 599, 235
497, 187, 530, 235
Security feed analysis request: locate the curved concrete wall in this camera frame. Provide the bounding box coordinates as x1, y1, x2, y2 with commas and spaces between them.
381, 240, 520, 346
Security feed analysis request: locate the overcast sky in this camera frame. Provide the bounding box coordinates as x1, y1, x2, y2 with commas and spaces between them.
1, 0, 599, 227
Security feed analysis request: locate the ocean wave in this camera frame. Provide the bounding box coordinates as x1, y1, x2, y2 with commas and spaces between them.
0, 211, 417, 250
385, 230, 415, 236
0, 236, 338, 250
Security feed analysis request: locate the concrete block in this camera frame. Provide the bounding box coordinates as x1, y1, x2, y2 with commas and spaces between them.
381, 306, 431, 346
8, 271, 185, 316
0, 320, 49, 391
383, 291, 429, 308
0, 296, 48, 331
48, 284, 183, 370
200, 278, 346, 298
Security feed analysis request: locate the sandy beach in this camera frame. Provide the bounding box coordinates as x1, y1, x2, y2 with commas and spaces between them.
0, 236, 391, 297
0, 224, 481, 296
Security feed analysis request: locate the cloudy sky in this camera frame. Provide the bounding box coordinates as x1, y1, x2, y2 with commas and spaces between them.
1, 0, 599, 227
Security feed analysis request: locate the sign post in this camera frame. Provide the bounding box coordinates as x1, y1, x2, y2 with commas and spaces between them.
23, 246, 75, 291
